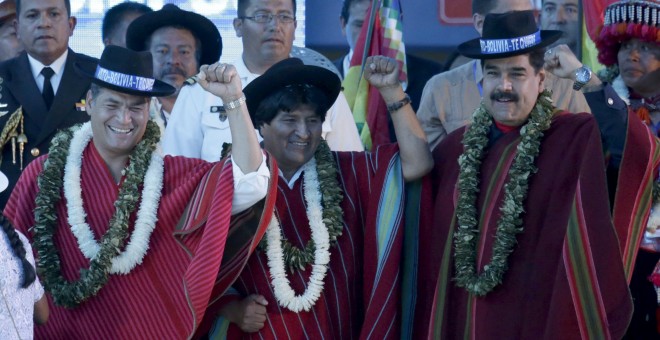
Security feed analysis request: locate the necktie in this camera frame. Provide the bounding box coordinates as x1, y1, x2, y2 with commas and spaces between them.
41, 67, 55, 110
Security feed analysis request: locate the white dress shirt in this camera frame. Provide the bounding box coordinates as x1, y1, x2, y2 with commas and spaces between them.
162, 56, 364, 161
229, 152, 270, 215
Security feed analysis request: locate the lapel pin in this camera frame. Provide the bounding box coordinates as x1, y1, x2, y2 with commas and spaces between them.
75, 99, 86, 112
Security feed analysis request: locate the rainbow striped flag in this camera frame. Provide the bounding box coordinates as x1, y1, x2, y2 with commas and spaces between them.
342, 0, 408, 150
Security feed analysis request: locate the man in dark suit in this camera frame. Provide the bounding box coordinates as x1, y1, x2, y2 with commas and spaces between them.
0, 0, 96, 207
335, 0, 442, 114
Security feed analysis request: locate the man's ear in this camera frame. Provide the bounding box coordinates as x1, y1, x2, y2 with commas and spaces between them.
233, 18, 243, 38
85, 90, 93, 117
340, 16, 347, 36
538, 69, 546, 92
473, 13, 485, 36
68, 16, 77, 36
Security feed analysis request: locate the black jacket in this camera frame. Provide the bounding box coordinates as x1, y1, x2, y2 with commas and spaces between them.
0, 49, 97, 208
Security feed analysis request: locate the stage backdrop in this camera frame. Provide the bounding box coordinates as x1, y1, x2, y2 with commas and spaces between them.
68, 0, 306, 63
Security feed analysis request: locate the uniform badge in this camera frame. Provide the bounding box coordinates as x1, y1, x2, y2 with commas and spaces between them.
0, 102, 7, 117
211, 106, 227, 122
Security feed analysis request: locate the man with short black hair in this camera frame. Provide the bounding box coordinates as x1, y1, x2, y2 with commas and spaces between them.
411, 10, 632, 339
126, 3, 221, 135
163, 0, 364, 159
102, 1, 152, 48
0, 0, 96, 208
539, 0, 580, 55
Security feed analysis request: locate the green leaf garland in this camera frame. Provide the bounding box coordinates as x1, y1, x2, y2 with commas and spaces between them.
32, 121, 160, 308
453, 90, 555, 296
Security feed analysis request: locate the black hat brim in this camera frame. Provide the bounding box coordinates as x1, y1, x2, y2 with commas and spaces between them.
74, 61, 176, 97
243, 62, 341, 125
126, 8, 221, 66
458, 30, 563, 59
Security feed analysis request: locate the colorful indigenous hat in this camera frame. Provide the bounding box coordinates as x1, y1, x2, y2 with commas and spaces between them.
75, 45, 176, 97
0, 0, 16, 24
596, 0, 659, 66
457, 10, 562, 59
243, 58, 341, 123
125, 3, 222, 66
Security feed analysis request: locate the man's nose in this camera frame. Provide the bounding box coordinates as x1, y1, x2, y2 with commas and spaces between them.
295, 122, 310, 138
554, 7, 567, 23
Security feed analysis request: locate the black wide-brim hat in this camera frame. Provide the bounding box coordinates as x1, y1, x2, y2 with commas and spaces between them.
243, 58, 341, 124
458, 10, 562, 59
126, 4, 222, 65
75, 45, 176, 97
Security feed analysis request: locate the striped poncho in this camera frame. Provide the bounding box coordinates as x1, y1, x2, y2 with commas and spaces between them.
4, 142, 276, 339
210, 144, 405, 339
410, 113, 633, 339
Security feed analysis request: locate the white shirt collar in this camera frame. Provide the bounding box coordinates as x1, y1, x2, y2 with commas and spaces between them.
28, 49, 69, 93
28, 49, 68, 79
234, 55, 262, 87
278, 159, 310, 189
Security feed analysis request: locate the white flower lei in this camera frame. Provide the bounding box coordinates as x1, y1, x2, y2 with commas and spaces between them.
612, 75, 631, 106
64, 122, 164, 275
266, 158, 331, 312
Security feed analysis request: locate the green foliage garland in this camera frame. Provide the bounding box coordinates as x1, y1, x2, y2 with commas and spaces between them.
32, 121, 160, 308
454, 90, 555, 296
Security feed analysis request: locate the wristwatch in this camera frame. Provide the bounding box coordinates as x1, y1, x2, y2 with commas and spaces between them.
573, 65, 592, 91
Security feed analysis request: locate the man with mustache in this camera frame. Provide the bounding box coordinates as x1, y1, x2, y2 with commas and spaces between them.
416, 0, 591, 151
162, 0, 363, 161
125, 3, 221, 136
0, 0, 97, 209
409, 10, 632, 339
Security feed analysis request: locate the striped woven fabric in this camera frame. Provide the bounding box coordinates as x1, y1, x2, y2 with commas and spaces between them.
612, 110, 660, 281
209, 144, 405, 339
4, 143, 275, 339
411, 113, 632, 339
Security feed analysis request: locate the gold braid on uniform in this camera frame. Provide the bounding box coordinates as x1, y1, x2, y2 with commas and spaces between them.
0, 106, 23, 167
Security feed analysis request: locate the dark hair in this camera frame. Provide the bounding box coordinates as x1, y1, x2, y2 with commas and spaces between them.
89, 83, 151, 103
17, 0, 71, 17
471, 0, 498, 15
340, 0, 368, 22
254, 84, 327, 128
479, 48, 547, 74
237, 0, 297, 17
144, 25, 203, 64
102, 1, 153, 41
1, 216, 36, 288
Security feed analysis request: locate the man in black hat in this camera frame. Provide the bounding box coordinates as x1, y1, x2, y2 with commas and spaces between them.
205, 55, 432, 338
126, 3, 221, 135
416, 0, 590, 152
3, 45, 273, 339
408, 10, 632, 339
